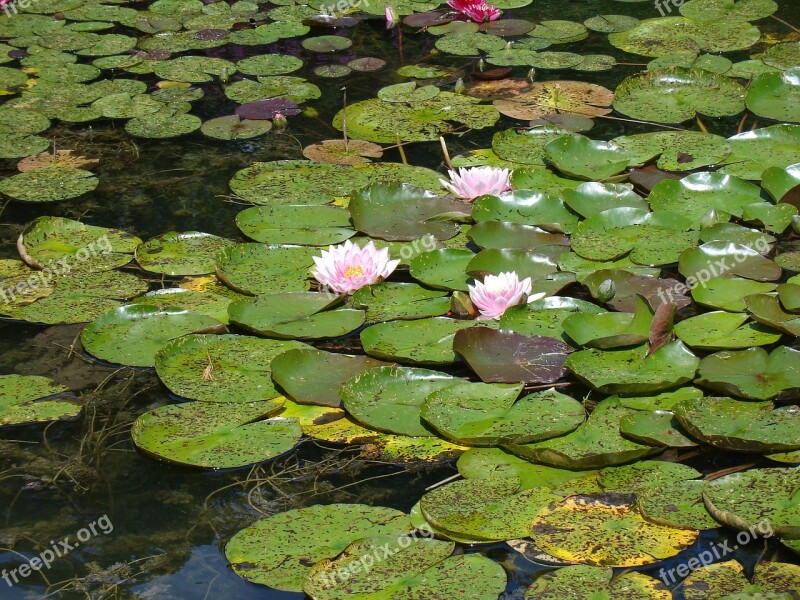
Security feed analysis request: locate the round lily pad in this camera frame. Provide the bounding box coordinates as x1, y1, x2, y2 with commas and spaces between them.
215, 244, 316, 295
154, 334, 307, 403
135, 232, 233, 276
236, 205, 354, 246
674, 311, 781, 350
200, 115, 272, 140
361, 317, 481, 365
0, 166, 98, 202
747, 67, 800, 123
81, 304, 222, 367
225, 504, 413, 591
132, 400, 299, 469
703, 468, 800, 538
695, 347, 800, 400
524, 566, 670, 599
125, 112, 201, 138
340, 365, 456, 436
0, 374, 80, 427
638, 479, 719, 530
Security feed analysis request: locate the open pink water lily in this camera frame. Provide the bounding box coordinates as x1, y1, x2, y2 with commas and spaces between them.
468, 271, 545, 319
440, 166, 512, 200
312, 240, 400, 295
447, 0, 501, 23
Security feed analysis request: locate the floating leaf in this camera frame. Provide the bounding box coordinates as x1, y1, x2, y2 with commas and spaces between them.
0, 374, 80, 427
695, 347, 800, 400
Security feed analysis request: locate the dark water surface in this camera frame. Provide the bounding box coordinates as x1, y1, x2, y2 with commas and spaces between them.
1, 0, 799, 598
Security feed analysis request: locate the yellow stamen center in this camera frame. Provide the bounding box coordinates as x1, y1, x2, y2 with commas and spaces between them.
344, 265, 364, 279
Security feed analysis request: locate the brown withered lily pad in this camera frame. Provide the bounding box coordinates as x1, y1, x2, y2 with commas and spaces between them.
303, 140, 384, 165
18, 150, 99, 173
494, 81, 614, 121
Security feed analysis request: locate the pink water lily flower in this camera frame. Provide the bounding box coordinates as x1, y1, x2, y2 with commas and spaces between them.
385, 5, 398, 28
440, 166, 512, 200
447, 0, 501, 23
312, 240, 400, 295
469, 271, 544, 319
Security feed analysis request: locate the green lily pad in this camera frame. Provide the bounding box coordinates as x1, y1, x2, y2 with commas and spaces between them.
721, 125, 800, 180
333, 92, 499, 143
703, 468, 800, 538
457, 447, 589, 490
200, 115, 272, 140
778, 283, 800, 312
225, 504, 412, 591
506, 398, 660, 469
581, 269, 689, 312
349, 283, 450, 323
132, 401, 299, 469
154, 334, 307, 403
472, 190, 579, 234
743, 201, 798, 233
153, 56, 235, 83
599, 459, 700, 493
692, 276, 777, 312
19, 216, 140, 273
135, 231, 232, 276
302, 34, 352, 52
530, 493, 698, 566
613, 68, 746, 124
680, 0, 777, 21
422, 384, 584, 446
229, 293, 365, 340
467, 221, 569, 252
492, 127, 571, 166
409, 249, 474, 291
125, 111, 201, 138
637, 479, 721, 530
215, 244, 316, 295
130, 288, 241, 325
0, 374, 80, 427
81, 304, 222, 367
566, 341, 699, 395
762, 163, 800, 203
235, 205, 354, 246
563, 295, 653, 349
270, 348, 388, 408
544, 134, 631, 181
361, 317, 481, 364
0, 166, 98, 202
679, 241, 782, 283
682, 560, 800, 600
420, 477, 561, 542
674, 311, 781, 350
613, 130, 732, 171
340, 365, 456, 436
349, 183, 468, 242
499, 296, 605, 342
378, 82, 440, 103
747, 67, 800, 123
0, 133, 50, 159
305, 535, 506, 599
236, 54, 303, 76
562, 182, 647, 218
674, 396, 800, 452
695, 347, 800, 400
746, 293, 800, 335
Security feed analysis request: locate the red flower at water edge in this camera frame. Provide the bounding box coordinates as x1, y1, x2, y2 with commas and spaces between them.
447, 0, 502, 23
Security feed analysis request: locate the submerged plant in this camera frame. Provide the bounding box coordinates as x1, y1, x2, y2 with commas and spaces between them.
440, 166, 512, 200
468, 271, 543, 319
312, 240, 399, 294
447, 0, 501, 23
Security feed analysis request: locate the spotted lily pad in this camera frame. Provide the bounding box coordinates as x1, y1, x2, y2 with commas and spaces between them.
349, 283, 450, 323
544, 134, 631, 181
674, 311, 781, 350
422, 383, 584, 446
524, 565, 670, 599
472, 190, 579, 234
530, 493, 698, 566
81, 305, 223, 367
235, 205, 354, 246
132, 401, 298, 469
200, 115, 272, 140
215, 244, 316, 295
0, 166, 98, 202
361, 317, 481, 365
747, 67, 800, 123
135, 232, 232, 276
695, 347, 800, 400
0, 374, 80, 427
340, 366, 457, 437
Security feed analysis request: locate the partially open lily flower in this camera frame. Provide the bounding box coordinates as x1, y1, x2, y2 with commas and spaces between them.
385, 5, 398, 28
468, 271, 544, 319
447, 0, 501, 23
312, 240, 400, 295
440, 166, 512, 200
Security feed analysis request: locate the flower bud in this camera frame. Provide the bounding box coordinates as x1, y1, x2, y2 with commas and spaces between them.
792, 214, 800, 234
454, 78, 465, 94
273, 113, 287, 131
597, 279, 616, 303
451, 291, 478, 319
700, 209, 720, 229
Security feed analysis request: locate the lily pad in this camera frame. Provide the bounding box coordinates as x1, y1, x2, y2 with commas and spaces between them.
695, 347, 800, 400
0, 374, 80, 427
674, 311, 781, 350
529, 493, 698, 566
493, 81, 613, 121
562, 295, 653, 349
472, 190, 579, 234
135, 232, 232, 276
409, 249, 474, 291
524, 566, 670, 599
235, 205, 354, 246
349, 283, 450, 323
637, 479, 721, 530
745, 293, 800, 336
0, 166, 98, 202
361, 317, 481, 364
544, 134, 631, 181
270, 348, 388, 408
340, 365, 456, 437
132, 401, 299, 469
200, 115, 272, 140
747, 67, 800, 123
215, 244, 316, 295
81, 305, 222, 367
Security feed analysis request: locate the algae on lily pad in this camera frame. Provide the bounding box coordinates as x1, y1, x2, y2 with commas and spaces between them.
215, 244, 316, 295
154, 334, 307, 403
0, 374, 80, 427
530, 493, 698, 566
361, 317, 481, 364
132, 401, 299, 469
493, 80, 613, 121
637, 479, 720, 530
349, 283, 450, 323
225, 504, 413, 591
695, 347, 800, 400
524, 565, 670, 599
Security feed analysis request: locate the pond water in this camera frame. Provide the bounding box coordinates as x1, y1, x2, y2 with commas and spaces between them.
1, 0, 800, 598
